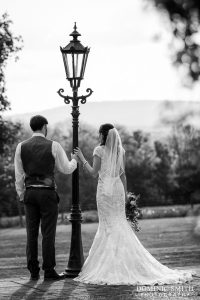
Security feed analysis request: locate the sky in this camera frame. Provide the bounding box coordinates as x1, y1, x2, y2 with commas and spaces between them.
1, 0, 200, 116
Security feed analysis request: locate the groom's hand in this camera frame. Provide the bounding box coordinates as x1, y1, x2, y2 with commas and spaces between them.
71, 153, 78, 161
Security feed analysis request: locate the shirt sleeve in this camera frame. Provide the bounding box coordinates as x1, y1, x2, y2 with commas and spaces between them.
52, 141, 77, 174
14, 143, 25, 201
93, 146, 103, 158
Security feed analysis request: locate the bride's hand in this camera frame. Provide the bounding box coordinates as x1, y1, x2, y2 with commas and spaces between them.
74, 147, 85, 162
71, 153, 78, 161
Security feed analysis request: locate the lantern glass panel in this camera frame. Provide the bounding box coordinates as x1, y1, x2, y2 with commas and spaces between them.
62, 53, 71, 78
74, 53, 84, 78
67, 53, 73, 78
81, 53, 88, 78
62, 53, 69, 78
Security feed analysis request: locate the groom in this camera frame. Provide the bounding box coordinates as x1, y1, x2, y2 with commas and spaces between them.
14, 115, 78, 280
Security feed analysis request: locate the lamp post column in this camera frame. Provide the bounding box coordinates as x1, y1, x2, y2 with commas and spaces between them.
57, 23, 93, 277
65, 90, 84, 277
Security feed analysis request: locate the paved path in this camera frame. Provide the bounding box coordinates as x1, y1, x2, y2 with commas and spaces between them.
0, 272, 200, 300
1, 217, 200, 299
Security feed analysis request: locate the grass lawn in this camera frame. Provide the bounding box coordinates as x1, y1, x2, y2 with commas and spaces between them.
0, 216, 200, 280
1, 204, 200, 228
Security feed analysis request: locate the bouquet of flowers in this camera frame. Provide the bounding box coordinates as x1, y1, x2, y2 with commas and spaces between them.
125, 192, 142, 231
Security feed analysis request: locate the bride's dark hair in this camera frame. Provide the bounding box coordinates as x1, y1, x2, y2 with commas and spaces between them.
99, 123, 114, 145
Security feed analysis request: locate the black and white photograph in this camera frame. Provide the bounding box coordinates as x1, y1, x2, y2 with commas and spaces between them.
0, 0, 200, 299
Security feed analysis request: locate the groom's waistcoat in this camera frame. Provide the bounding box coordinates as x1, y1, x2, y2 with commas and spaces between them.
21, 136, 55, 188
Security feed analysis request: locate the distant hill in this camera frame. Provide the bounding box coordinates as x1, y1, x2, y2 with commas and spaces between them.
5, 100, 200, 137
6, 100, 162, 129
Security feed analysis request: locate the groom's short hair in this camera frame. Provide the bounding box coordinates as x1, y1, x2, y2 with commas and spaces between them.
30, 115, 48, 131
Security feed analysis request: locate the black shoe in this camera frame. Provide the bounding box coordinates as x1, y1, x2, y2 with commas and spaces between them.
30, 273, 40, 280
44, 269, 66, 281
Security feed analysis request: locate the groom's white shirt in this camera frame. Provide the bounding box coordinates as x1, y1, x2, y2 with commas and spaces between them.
14, 133, 77, 201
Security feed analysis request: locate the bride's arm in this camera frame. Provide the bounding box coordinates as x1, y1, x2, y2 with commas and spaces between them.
120, 172, 127, 197
74, 147, 101, 177
120, 152, 128, 199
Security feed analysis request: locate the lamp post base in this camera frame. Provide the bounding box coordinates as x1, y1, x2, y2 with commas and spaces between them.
64, 268, 81, 278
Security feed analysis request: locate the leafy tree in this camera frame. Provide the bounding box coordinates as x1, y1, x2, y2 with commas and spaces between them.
125, 130, 157, 206
153, 141, 175, 204
0, 13, 23, 219
0, 121, 23, 217
0, 12, 23, 157
145, 0, 200, 85
169, 124, 200, 206
0, 12, 23, 112
158, 101, 200, 206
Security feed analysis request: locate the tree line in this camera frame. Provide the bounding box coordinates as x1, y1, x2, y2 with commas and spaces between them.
1, 119, 200, 217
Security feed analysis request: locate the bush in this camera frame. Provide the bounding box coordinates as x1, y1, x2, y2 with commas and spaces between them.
141, 204, 200, 219
1, 205, 200, 229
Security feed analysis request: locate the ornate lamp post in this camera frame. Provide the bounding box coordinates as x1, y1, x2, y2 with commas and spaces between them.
57, 23, 93, 277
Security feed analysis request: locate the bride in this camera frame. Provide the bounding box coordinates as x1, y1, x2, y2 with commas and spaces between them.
73, 123, 196, 285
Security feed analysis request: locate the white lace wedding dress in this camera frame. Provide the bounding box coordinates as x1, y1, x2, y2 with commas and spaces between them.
74, 144, 196, 285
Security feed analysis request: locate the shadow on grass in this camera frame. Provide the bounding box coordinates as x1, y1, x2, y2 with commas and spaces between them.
10, 278, 78, 300
10, 279, 40, 299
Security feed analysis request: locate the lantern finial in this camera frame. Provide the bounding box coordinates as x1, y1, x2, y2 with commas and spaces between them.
70, 22, 81, 40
